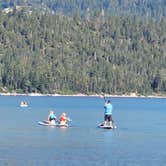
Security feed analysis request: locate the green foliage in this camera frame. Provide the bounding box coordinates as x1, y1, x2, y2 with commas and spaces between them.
0, 7, 165, 95
0, 0, 165, 18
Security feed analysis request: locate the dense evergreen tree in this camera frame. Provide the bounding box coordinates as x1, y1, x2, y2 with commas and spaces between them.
0, 0, 166, 18
0, 5, 165, 95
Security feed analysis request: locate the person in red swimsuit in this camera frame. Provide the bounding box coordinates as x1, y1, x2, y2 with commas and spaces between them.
59, 113, 68, 125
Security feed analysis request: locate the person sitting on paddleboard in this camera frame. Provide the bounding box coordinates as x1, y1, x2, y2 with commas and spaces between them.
47, 111, 56, 124
59, 113, 68, 125
104, 100, 113, 127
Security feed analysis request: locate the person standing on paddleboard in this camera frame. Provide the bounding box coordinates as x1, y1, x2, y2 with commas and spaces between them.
104, 100, 113, 127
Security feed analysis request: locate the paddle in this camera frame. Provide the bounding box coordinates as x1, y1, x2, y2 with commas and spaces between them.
67, 117, 72, 122
99, 93, 106, 102
103, 95, 106, 102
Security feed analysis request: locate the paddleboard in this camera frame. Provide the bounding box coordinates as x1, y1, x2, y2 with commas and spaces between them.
38, 121, 57, 126
56, 123, 68, 128
38, 121, 68, 127
98, 123, 114, 129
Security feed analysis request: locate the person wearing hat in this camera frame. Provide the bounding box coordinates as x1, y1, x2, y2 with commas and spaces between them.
104, 100, 113, 127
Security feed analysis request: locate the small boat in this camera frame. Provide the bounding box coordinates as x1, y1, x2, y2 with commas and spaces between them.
38, 121, 68, 128
98, 123, 114, 129
20, 101, 28, 107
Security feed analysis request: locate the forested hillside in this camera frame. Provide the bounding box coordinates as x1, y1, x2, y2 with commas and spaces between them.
0, 6, 165, 95
0, 0, 166, 18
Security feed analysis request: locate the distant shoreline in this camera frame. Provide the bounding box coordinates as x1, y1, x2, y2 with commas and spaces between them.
0, 92, 166, 99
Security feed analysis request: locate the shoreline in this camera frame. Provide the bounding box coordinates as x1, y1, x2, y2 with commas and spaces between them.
0, 92, 166, 99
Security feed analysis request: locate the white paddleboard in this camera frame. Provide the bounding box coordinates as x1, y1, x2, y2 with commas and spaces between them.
98, 123, 114, 129
38, 121, 57, 126
38, 121, 68, 127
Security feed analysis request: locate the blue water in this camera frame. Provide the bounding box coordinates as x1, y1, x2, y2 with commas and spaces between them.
0, 96, 166, 166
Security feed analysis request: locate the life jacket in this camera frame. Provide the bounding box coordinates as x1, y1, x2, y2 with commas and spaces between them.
49, 114, 56, 121
60, 116, 66, 122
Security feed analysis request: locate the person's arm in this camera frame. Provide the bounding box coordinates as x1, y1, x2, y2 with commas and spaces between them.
104, 103, 107, 109
65, 116, 68, 121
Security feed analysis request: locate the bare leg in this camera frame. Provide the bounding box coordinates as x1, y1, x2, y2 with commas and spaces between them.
109, 121, 113, 127
104, 121, 107, 126
104, 114, 107, 126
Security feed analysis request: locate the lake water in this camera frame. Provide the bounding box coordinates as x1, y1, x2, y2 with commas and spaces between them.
0, 96, 166, 166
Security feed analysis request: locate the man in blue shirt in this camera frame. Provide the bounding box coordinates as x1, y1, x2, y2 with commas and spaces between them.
104, 100, 113, 127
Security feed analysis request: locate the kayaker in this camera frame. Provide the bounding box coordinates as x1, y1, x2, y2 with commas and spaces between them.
59, 113, 68, 125
104, 100, 113, 127
47, 111, 56, 123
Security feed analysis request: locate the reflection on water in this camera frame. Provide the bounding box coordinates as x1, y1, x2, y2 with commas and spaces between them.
0, 96, 166, 166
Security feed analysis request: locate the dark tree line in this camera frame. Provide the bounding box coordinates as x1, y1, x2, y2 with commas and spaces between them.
0, 7, 165, 95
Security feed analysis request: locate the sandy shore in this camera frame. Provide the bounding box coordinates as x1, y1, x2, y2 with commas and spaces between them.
0, 92, 166, 98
